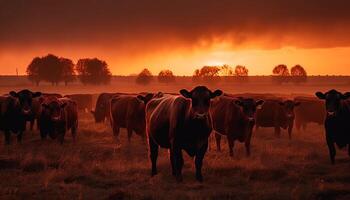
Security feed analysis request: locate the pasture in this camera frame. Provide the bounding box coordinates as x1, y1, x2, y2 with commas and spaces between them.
0, 76, 349, 199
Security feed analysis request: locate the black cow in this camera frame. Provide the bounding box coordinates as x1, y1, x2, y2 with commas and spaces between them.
315, 90, 350, 164
146, 86, 222, 182
40, 97, 78, 144
0, 90, 41, 144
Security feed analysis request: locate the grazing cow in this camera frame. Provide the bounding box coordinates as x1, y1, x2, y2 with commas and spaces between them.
110, 93, 154, 142
64, 94, 93, 112
0, 90, 42, 144
256, 99, 300, 139
146, 86, 222, 182
315, 90, 350, 164
40, 97, 78, 144
92, 93, 119, 123
211, 96, 264, 156
294, 96, 325, 131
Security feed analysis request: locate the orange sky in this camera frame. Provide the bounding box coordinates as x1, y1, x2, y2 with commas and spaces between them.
1, 46, 350, 76
1, 0, 350, 76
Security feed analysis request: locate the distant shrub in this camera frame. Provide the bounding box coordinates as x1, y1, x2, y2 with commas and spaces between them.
136, 68, 153, 85
158, 69, 176, 83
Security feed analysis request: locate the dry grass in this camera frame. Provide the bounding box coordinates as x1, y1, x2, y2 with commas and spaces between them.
0, 111, 349, 200
0, 80, 350, 199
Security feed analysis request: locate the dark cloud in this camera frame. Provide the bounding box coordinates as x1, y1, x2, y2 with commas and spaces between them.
1, 0, 350, 50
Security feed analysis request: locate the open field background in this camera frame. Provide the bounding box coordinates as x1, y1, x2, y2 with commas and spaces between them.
0, 76, 349, 199
1, 76, 350, 96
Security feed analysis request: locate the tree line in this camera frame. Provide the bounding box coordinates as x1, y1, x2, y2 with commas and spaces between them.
26, 54, 111, 85
135, 64, 307, 85
26, 54, 307, 86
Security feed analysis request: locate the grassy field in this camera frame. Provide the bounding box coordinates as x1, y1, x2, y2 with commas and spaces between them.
0, 79, 350, 199
0, 111, 349, 199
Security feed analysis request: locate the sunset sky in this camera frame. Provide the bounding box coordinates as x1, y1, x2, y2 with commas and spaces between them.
1, 0, 350, 76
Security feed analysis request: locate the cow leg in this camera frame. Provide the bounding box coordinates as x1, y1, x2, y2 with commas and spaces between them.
228, 137, 235, 157
149, 138, 158, 176
112, 125, 120, 143
195, 142, 208, 182
127, 128, 133, 142
215, 133, 221, 152
30, 120, 34, 131
326, 136, 336, 164
245, 129, 253, 157
288, 124, 293, 140
171, 143, 184, 182
4, 131, 10, 145
59, 131, 66, 145
17, 131, 23, 144
71, 126, 77, 143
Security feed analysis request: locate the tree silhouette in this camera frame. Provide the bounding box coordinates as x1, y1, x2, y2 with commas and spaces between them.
273, 64, 290, 76
234, 65, 249, 76
60, 58, 75, 86
76, 58, 111, 85
136, 68, 153, 85
192, 66, 221, 83
27, 57, 43, 86
158, 69, 175, 83
219, 64, 234, 76
272, 64, 290, 84
291, 64, 307, 83
26, 54, 74, 86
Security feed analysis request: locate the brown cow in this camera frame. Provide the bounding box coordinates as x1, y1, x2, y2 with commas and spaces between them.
256, 99, 300, 139
110, 93, 155, 143
294, 96, 325, 131
146, 86, 222, 182
211, 96, 264, 156
91, 93, 119, 123
65, 94, 93, 112
40, 97, 78, 144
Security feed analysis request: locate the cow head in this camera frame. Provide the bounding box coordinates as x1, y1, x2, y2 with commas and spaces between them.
279, 100, 300, 120
137, 93, 155, 104
9, 89, 41, 116
42, 101, 67, 122
235, 98, 264, 124
315, 89, 350, 117
180, 86, 222, 119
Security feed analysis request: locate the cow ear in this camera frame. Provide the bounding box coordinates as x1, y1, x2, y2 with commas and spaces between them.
278, 102, 285, 106
315, 92, 325, 99
60, 103, 67, 108
33, 92, 42, 98
9, 91, 18, 98
210, 90, 223, 98
137, 95, 146, 102
180, 89, 191, 98
294, 102, 301, 106
235, 100, 242, 106
256, 100, 264, 106
342, 92, 350, 99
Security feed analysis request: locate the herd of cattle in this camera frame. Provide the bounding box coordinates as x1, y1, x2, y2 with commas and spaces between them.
0, 87, 349, 182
